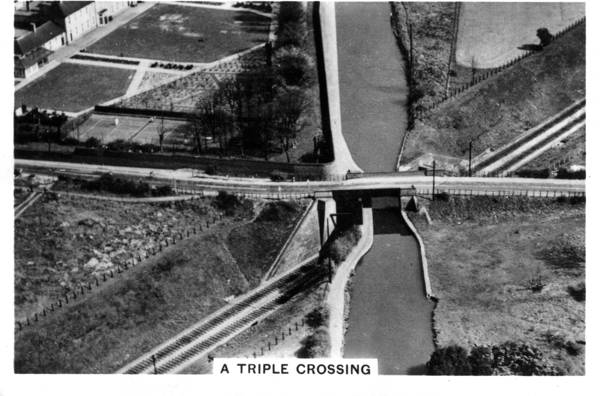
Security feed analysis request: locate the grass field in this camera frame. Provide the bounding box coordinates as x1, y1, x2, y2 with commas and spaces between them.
456, 2, 584, 68
14, 64, 135, 112
409, 196, 585, 375
87, 4, 270, 63
402, 22, 585, 165
14, 199, 307, 373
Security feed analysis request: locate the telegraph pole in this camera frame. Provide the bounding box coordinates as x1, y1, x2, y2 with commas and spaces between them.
432, 160, 436, 201
468, 141, 472, 177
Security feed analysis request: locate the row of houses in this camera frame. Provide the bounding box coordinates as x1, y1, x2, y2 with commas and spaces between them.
14, 1, 136, 78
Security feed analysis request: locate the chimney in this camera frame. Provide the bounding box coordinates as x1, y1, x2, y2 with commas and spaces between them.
30, 22, 36, 32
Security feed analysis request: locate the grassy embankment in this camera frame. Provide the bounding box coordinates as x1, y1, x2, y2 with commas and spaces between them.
401, 21, 585, 169
408, 196, 585, 374
14, 197, 307, 373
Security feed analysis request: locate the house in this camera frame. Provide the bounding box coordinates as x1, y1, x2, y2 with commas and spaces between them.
13, 1, 131, 78
14, 20, 65, 78
40, 1, 98, 44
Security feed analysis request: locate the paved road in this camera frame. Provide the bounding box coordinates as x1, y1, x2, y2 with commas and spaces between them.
336, 2, 409, 172
15, 159, 586, 197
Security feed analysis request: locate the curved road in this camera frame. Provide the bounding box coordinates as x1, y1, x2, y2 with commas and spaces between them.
336, 2, 409, 172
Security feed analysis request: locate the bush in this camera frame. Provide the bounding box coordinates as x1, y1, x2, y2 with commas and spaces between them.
426, 342, 562, 375
82, 173, 153, 197
567, 282, 585, 302
213, 191, 253, 217
84, 137, 101, 148
323, 225, 362, 264
426, 345, 472, 375
469, 346, 494, 375
556, 168, 585, 179
515, 168, 551, 179
305, 306, 329, 329
295, 326, 330, 358
274, 47, 315, 87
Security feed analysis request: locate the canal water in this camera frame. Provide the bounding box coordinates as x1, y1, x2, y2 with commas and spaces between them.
343, 197, 435, 374
333, 2, 434, 374
335, 2, 409, 173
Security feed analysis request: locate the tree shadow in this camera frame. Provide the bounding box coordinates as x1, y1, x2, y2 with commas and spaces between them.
517, 44, 543, 51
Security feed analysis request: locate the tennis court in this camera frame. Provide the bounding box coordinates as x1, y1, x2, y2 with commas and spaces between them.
76, 113, 190, 145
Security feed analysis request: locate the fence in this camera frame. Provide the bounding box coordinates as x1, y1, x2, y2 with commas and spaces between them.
15, 209, 226, 333
411, 188, 585, 199
414, 17, 586, 120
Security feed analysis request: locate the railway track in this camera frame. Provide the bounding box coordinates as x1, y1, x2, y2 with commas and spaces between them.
473, 99, 585, 175
118, 262, 325, 374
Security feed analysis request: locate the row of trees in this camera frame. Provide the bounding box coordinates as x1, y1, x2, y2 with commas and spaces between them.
186, 2, 319, 163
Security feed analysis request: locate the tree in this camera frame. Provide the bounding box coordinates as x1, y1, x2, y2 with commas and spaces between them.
275, 2, 307, 48
272, 86, 311, 162
537, 28, 553, 47
274, 47, 315, 87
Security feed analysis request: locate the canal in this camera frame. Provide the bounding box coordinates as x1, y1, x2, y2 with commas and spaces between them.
335, 2, 409, 173
343, 197, 435, 374
333, 2, 434, 374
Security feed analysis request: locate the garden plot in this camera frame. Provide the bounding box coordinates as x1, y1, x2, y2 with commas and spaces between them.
456, 2, 584, 68
76, 113, 189, 145
14, 63, 135, 113
87, 3, 270, 63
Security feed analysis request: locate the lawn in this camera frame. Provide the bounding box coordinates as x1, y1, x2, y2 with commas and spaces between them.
14, 198, 308, 373
408, 196, 585, 375
401, 22, 585, 165
87, 3, 270, 63
14, 63, 135, 112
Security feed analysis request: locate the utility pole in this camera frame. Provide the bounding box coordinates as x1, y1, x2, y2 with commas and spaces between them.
152, 354, 157, 374
432, 160, 436, 201
468, 141, 472, 177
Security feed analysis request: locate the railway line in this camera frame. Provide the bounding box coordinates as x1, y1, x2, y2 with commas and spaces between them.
118, 261, 325, 374
473, 99, 585, 175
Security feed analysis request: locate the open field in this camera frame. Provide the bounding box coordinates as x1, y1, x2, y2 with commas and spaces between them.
456, 2, 584, 68
15, 198, 308, 373
409, 196, 585, 375
87, 3, 270, 63
75, 113, 189, 146
14, 64, 135, 112
14, 194, 221, 321
402, 22, 585, 165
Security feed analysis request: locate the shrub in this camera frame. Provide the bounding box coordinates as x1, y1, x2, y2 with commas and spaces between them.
567, 282, 585, 302
274, 47, 315, 87
323, 225, 362, 264
295, 326, 330, 358
84, 137, 101, 148
213, 191, 252, 217
305, 306, 329, 329
469, 346, 494, 375
82, 173, 154, 197
515, 168, 551, 179
556, 168, 585, 179
426, 345, 472, 375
